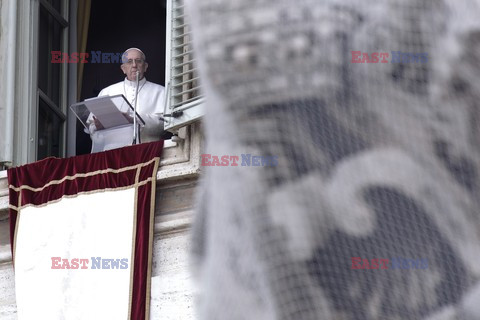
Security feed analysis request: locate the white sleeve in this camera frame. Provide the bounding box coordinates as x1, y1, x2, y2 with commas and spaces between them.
85, 88, 108, 134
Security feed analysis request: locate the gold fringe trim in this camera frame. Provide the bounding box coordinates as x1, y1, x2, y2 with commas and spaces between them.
9, 177, 155, 212
8, 158, 158, 193
145, 158, 160, 319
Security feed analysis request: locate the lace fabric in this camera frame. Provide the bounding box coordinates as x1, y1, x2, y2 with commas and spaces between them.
186, 1, 480, 319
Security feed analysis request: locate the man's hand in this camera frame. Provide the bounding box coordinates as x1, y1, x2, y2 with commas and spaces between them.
122, 112, 134, 123
93, 116, 105, 130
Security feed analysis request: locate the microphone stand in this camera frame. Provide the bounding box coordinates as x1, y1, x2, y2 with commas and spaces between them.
132, 71, 140, 145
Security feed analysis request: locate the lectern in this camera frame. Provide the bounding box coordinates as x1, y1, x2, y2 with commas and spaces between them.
70, 94, 145, 153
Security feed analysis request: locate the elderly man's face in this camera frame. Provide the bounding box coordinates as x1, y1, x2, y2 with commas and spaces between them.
121, 50, 148, 81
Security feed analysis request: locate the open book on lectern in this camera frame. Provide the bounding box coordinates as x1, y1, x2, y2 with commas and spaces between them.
70, 94, 145, 132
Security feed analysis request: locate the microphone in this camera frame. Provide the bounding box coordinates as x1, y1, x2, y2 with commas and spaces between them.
132, 71, 140, 144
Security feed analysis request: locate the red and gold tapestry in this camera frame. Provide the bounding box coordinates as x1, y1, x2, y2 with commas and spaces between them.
8, 141, 163, 320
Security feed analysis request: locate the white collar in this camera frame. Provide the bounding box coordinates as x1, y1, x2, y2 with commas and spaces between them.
124, 77, 147, 87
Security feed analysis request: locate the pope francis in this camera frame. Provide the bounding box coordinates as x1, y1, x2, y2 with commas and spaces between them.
86, 48, 166, 152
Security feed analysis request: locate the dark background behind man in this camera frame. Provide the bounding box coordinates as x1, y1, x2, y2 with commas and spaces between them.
77, 0, 166, 155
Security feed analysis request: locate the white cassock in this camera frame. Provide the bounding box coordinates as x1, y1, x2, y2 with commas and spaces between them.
86, 77, 165, 152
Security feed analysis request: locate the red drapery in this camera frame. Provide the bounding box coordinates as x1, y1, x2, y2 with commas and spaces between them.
8, 141, 163, 320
